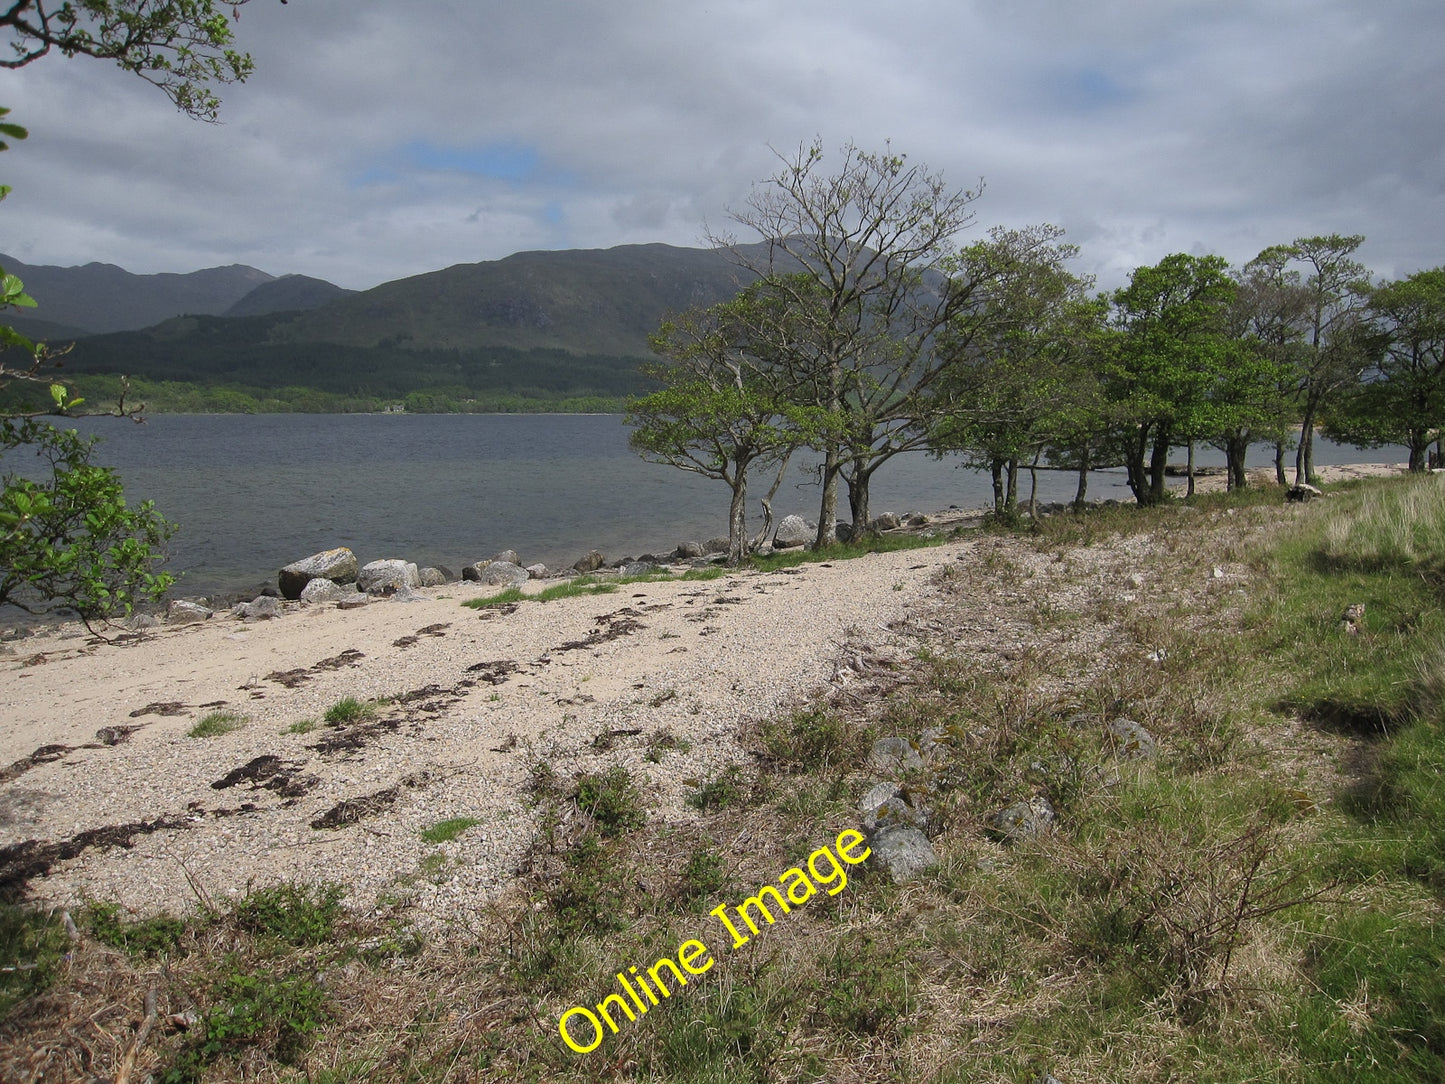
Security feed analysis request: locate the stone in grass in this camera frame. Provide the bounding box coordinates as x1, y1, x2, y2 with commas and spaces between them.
858, 781, 930, 834
868, 733, 946, 775
1105, 718, 1157, 760
868, 825, 939, 883
986, 796, 1056, 843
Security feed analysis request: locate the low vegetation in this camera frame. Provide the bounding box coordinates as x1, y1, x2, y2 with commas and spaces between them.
186, 710, 247, 738
3, 475, 1444, 1081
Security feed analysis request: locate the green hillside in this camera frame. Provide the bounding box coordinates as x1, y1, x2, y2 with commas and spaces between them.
10, 243, 759, 412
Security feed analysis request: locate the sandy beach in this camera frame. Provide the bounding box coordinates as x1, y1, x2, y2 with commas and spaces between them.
0, 462, 1407, 926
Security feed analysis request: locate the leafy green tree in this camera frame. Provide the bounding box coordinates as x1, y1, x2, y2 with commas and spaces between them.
1249, 234, 1371, 484
0, 0, 262, 120
1, 418, 174, 619
1230, 248, 1313, 484
1106, 253, 1238, 505
930, 224, 1103, 519
711, 141, 982, 543
628, 283, 827, 565
1327, 268, 1445, 472
0, 1, 268, 621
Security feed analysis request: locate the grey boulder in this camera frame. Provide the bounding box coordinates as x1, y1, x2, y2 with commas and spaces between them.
573, 550, 606, 573
300, 578, 359, 604
167, 600, 212, 624
473, 561, 530, 587
278, 547, 358, 600
357, 559, 420, 595
869, 825, 939, 883
773, 514, 811, 549
986, 796, 1057, 843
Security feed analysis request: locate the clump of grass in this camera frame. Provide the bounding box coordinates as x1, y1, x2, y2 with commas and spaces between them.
687, 764, 750, 812
753, 704, 872, 773
420, 816, 481, 844
1319, 473, 1445, 578
323, 696, 375, 725
283, 717, 317, 735
188, 710, 247, 738
0, 904, 71, 1015
233, 883, 345, 947
87, 902, 189, 960
645, 728, 691, 762
574, 765, 647, 836
675, 846, 730, 908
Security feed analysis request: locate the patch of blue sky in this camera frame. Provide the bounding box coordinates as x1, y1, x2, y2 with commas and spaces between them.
405, 140, 539, 181
349, 140, 544, 189
1055, 66, 1135, 111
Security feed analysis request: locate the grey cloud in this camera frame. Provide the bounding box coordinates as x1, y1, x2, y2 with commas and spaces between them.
0, 1, 1440, 292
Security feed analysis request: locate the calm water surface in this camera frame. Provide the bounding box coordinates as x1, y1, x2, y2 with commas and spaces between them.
24, 414, 1404, 599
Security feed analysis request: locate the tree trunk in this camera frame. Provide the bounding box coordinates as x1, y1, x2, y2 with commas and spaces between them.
1148, 428, 1171, 504
1274, 439, 1288, 486
815, 447, 840, 549
1186, 440, 1196, 499
846, 465, 872, 539
1027, 449, 1041, 519
991, 458, 1006, 516
1005, 456, 1019, 518
726, 472, 749, 567
1295, 400, 1319, 486
1073, 444, 1090, 511
1225, 432, 1249, 491
1126, 427, 1150, 505
749, 454, 792, 552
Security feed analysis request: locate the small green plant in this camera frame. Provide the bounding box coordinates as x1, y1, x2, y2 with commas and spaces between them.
754, 705, 871, 773
645, 728, 691, 763
574, 765, 647, 836
284, 717, 318, 735
233, 883, 344, 947
87, 901, 188, 959
323, 696, 375, 725
189, 710, 247, 738
420, 816, 481, 844
687, 764, 750, 812
169, 965, 329, 1077
0, 904, 70, 1016
677, 846, 729, 908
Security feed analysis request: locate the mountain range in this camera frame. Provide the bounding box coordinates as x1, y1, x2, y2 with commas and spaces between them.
0, 244, 760, 407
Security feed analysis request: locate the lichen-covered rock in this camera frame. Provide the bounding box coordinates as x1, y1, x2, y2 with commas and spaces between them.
773, 514, 811, 549
674, 541, 705, 559
1105, 718, 1157, 760
357, 559, 420, 595
869, 825, 939, 883
278, 547, 358, 600
986, 796, 1057, 843
300, 578, 358, 604
492, 549, 522, 567
473, 561, 529, 587
167, 600, 212, 624
233, 595, 282, 620
418, 566, 450, 587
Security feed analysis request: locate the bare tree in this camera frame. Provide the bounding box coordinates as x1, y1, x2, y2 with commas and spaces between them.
709, 141, 982, 545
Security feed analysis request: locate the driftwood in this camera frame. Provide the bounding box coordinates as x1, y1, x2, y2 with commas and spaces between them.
112, 982, 159, 1084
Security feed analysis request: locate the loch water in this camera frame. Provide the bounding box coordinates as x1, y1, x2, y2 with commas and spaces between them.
14, 413, 1405, 600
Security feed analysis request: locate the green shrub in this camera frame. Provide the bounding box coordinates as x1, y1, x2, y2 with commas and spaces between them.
188, 710, 247, 738
574, 766, 647, 837
233, 883, 344, 947
323, 697, 374, 725
420, 816, 481, 844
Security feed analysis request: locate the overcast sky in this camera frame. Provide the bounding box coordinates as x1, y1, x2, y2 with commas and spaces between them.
1, 1, 1442, 293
